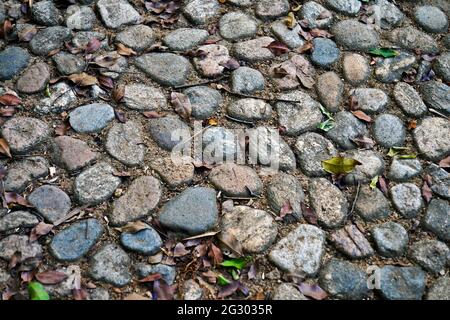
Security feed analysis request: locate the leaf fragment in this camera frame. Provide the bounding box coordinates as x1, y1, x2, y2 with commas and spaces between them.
220, 257, 250, 270
321, 157, 361, 175
28, 281, 50, 300
35, 271, 67, 285
369, 48, 399, 58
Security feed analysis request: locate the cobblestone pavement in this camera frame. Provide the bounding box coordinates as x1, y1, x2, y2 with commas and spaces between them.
0, 0, 449, 300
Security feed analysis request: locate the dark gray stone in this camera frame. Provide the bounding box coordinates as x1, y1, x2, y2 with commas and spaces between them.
270, 20, 305, 49
373, 114, 406, 148
352, 88, 388, 114
355, 185, 390, 221
136, 263, 176, 285
393, 82, 428, 118
414, 117, 450, 161
106, 121, 145, 166
427, 164, 450, 200
0, 235, 42, 261
0, 47, 30, 80
52, 52, 86, 75
0, 211, 39, 233
163, 28, 209, 51
326, 111, 368, 150
29, 26, 72, 56
434, 52, 450, 82
390, 26, 439, 54
420, 81, 450, 115
379, 266, 426, 300
159, 187, 218, 236
423, 199, 450, 242
3, 157, 48, 192
372, 0, 405, 30
319, 259, 368, 299
97, 0, 141, 29
32, 0, 61, 26
209, 164, 263, 197
266, 173, 305, 216
375, 52, 417, 83
69, 103, 115, 133
219, 12, 258, 41
372, 222, 409, 257
120, 228, 162, 256
390, 183, 424, 218
66, 5, 97, 30
311, 38, 340, 68
115, 25, 155, 51
414, 6, 449, 33
388, 158, 422, 182
148, 115, 191, 151
231, 67, 265, 94
299, 2, 333, 29
89, 244, 132, 287
28, 185, 71, 224
134, 53, 191, 86
50, 219, 104, 262
410, 240, 449, 274
184, 86, 222, 119
332, 20, 379, 51
74, 162, 121, 205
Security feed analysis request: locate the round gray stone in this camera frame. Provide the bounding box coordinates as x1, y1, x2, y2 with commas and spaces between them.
74, 162, 121, 205
390, 26, 439, 54
379, 266, 426, 300
434, 52, 450, 82
269, 224, 325, 277
272, 283, 307, 300
159, 187, 218, 236
1, 117, 50, 154
50, 136, 98, 172
393, 82, 428, 118
69, 103, 115, 133
66, 5, 97, 30
110, 176, 161, 226
311, 38, 340, 68
106, 121, 145, 166
148, 115, 191, 151
325, 111, 368, 150
28, 185, 71, 224
309, 178, 348, 229
351, 88, 389, 114
134, 53, 191, 86
182, 0, 221, 25
414, 6, 449, 33
420, 81, 450, 115
219, 12, 258, 41
270, 20, 305, 49
355, 185, 390, 221
332, 20, 379, 51
32, 0, 61, 26
276, 91, 323, 136
120, 228, 163, 256
255, 0, 289, 20
0, 211, 39, 233
372, 222, 409, 257
373, 114, 406, 148
89, 243, 132, 287
266, 173, 305, 216
3, 157, 48, 193
16, 62, 50, 94
221, 206, 277, 253
319, 258, 368, 299
123, 84, 167, 111
427, 277, 450, 300
427, 164, 450, 200
163, 28, 209, 51
299, 2, 333, 29
233, 37, 276, 62
390, 183, 424, 218
410, 240, 449, 274
29, 26, 72, 56
231, 67, 265, 94
372, 0, 405, 30
227, 98, 272, 121
0, 47, 30, 80
325, 0, 361, 16
423, 199, 450, 242
49, 219, 104, 262
414, 117, 450, 161
184, 86, 222, 119
115, 25, 155, 51
97, 0, 141, 29
0, 235, 42, 262
52, 52, 86, 75
136, 263, 176, 285
343, 150, 385, 185
295, 132, 337, 177
388, 158, 422, 182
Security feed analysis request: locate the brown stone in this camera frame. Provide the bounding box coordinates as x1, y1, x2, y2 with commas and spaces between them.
16, 62, 50, 94
343, 53, 370, 85
315, 71, 343, 112
51, 136, 98, 172
330, 224, 374, 259
149, 155, 194, 189
209, 163, 263, 197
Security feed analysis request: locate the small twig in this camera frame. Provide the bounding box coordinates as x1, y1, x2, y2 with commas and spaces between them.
53, 206, 88, 227
224, 115, 254, 126
220, 87, 303, 103
350, 182, 361, 215
429, 108, 449, 120
173, 75, 228, 90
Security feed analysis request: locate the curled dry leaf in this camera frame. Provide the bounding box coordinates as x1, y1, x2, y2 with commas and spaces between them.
295, 41, 313, 54
35, 271, 68, 285
18, 25, 38, 42
0, 93, 21, 106
170, 92, 192, 119
217, 231, 243, 257
378, 175, 389, 194
73, 288, 88, 300
309, 29, 333, 38
85, 37, 101, 54
97, 75, 114, 89
55, 120, 71, 136
208, 242, 223, 265
218, 281, 240, 298
351, 110, 372, 123
138, 273, 162, 283
115, 221, 151, 233
351, 135, 375, 149
93, 53, 120, 68
142, 111, 166, 118
300, 202, 318, 225
348, 95, 359, 111
285, 12, 297, 29
153, 279, 175, 300
0, 138, 12, 158
438, 156, 450, 168
173, 242, 190, 257
4, 192, 32, 207
407, 120, 417, 130
112, 85, 125, 103
220, 58, 240, 70
114, 110, 127, 123
68, 73, 99, 87
422, 180, 432, 203
297, 282, 328, 300
116, 43, 137, 56
29, 222, 53, 242
265, 41, 290, 56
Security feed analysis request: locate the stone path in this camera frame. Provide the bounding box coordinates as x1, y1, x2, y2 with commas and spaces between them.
0, 0, 449, 301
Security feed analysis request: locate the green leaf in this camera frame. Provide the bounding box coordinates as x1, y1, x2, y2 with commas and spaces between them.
370, 175, 379, 189
217, 274, 231, 286
220, 257, 250, 270
28, 281, 50, 300
231, 269, 240, 280
387, 146, 409, 157
397, 154, 417, 159
44, 84, 51, 98
319, 105, 333, 120
321, 157, 361, 175
317, 119, 334, 132
369, 48, 399, 58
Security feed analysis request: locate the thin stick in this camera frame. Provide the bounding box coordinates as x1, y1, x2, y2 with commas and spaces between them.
224, 115, 254, 125
350, 182, 361, 215
429, 108, 449, 120
173, 76, 228, 90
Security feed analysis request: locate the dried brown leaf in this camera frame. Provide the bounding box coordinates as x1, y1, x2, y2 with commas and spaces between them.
265, 41, 290, 56
115, 221, 150, 233
297, 282, 327, 300
170, 92, 191, 119
68, 73, 98, 87
35, 271, 67, 285
438, 156, 450, 168
0, 138, 12, 158
116, 43, 137, 56
0, 94, 21, 106
351, 110, 372, 123
29, 222, 53, 242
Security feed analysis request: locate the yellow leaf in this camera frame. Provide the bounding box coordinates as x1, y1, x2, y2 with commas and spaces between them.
285, 12, 297, 29
207, 118, 218, 126
321, 157, 361, 175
